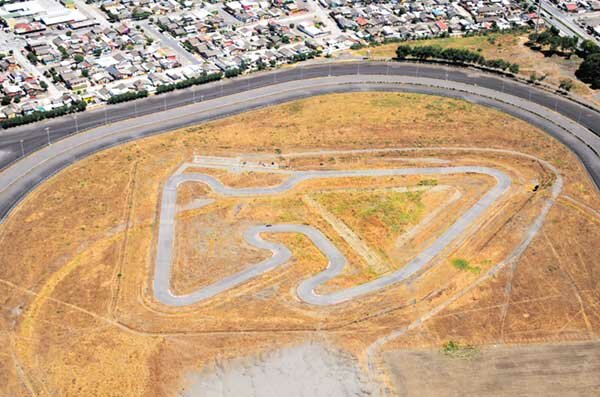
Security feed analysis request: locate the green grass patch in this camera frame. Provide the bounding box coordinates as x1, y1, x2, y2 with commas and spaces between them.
442, 340, 480, 359
315, 190, 424, 233
417, 179, 438, 186
283, 102, 303, 114
451, 258, 481, 274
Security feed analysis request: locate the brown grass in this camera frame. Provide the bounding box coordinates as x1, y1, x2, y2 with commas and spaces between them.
0, 92, 599, 396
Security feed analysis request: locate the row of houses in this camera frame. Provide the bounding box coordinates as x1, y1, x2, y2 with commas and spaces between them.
325, 0, 536, 42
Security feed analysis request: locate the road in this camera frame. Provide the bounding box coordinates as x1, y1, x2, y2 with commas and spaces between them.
74, 0, 112, 28
1, 66, 599, 227
139, 21, 201, 66
540, 0, 598, 43
154, 163, 511, 306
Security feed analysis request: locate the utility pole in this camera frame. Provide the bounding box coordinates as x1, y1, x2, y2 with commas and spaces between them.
535, 0, 542, 33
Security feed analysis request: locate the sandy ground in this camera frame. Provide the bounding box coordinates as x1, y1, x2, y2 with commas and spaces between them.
180, 342, 375, 396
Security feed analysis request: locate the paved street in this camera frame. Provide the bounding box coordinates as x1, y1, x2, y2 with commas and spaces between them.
139, 21, 201, 66
540, 0, 598, 43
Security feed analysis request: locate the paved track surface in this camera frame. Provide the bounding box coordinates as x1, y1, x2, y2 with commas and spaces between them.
1, 68, 598, 226
155, 164, 510, 306
1, 62, 599, 167
0, 62, 600, 167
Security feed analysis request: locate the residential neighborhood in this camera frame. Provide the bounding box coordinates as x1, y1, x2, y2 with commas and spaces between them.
0, 0, 597, 122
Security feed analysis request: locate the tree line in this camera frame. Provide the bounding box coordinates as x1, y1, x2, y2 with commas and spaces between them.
156, 72, 223, 94
527, 27, 600, 89
106, 90, 148, 104
1, 100, 86, 129
395, 44, 520, 74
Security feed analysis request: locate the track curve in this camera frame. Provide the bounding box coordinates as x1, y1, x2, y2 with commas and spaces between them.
0, 71, 597, 227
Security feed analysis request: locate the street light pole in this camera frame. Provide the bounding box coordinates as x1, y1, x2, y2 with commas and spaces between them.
20, 139, 24, 157
535, 0, 542, 33
74, 114, 79, 133
45, 127, 50, 145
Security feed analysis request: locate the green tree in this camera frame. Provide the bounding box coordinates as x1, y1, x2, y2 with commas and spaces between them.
395, 45, 412, 59
575, 53, 600, 89
579, 40, 600, 59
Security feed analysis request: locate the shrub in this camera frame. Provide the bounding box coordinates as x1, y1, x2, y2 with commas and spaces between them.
1, 100, 86, 129
107, 90, 148, 104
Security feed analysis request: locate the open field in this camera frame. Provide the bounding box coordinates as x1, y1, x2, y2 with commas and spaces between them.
353, 32, 600, 106
384, 340, 600, 396
0, 92, 599, 396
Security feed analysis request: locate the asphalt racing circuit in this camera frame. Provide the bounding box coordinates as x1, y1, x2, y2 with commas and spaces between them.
0, 61, 599, 222
155, 162, 513, 306
0, 61, 596, 396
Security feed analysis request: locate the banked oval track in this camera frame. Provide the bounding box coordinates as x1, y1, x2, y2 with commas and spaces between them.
0, 63, 598, 307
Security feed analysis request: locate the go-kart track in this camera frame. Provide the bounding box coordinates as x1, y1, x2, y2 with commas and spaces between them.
155, 161, 514, 306
155, 144, 564, 308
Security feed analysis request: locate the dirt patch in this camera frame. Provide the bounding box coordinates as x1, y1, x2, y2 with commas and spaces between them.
384, 341, 600, 396
180, 342, 375, 396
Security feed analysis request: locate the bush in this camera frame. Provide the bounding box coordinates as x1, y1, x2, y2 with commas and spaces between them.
107, 90, 148, 104
1, 100, 86, 129
559, 78, 573, 92
442, 341, 479, 359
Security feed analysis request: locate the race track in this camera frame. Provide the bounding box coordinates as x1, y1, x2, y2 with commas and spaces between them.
1, 72, 599, 226
154, 159, 520, 306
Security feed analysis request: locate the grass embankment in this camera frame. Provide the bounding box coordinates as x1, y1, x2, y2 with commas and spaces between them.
353, 32, 599, 105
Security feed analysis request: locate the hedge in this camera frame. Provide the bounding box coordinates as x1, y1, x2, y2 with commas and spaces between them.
1, 100, 86, 129
107, 90, 148, 104
156, 72, 223, 94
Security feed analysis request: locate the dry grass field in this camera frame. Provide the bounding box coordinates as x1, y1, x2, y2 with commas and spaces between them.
0, 92, 599, 396
352, 32, 600, 106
